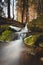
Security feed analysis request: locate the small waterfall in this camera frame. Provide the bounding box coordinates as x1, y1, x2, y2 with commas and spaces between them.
9, 23, 28, 40
16, 23, 28, 39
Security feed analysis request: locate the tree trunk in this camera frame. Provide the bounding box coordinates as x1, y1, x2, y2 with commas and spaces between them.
22, 0, 25, 23
8, 0, 10, 18
22, 3, 25, 23
13, 0, 14, 19
26, 0, 29, 23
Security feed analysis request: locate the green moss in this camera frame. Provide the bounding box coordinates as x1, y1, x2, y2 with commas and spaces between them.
24, 33, 43, 47
0, 30, 12, 42
24, 35, 39, 46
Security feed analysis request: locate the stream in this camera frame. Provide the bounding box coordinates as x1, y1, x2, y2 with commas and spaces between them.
0, 25, 43, 65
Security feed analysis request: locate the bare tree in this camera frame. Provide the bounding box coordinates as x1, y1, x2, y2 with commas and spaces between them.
21, 0, 25, 23
13, 0, 14, 19
8, 0, 10, 18
26, 0, 29, 23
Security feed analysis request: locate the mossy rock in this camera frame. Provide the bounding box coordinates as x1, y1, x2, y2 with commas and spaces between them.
24, 35, 39, 46
0, 30, 12, 42
24, 34, 43, 47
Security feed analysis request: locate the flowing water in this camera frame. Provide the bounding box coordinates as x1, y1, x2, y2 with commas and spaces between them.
0, 24, 43, 65
0, 38, 25, 65
0, 24, 28, 65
